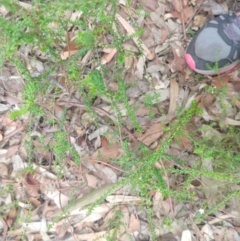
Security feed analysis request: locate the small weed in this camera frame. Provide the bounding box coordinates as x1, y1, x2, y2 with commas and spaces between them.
163, 217, 173, 227
187, 28, 195, 37
205, 50, 230, 74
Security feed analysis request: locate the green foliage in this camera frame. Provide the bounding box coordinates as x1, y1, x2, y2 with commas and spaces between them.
52, 130, 81, 169
81, 70, 105, 97
118, 80, 142, 131
187, 28, 195, 37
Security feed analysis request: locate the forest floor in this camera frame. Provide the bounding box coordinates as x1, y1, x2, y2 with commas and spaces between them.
1, 0, 240, 240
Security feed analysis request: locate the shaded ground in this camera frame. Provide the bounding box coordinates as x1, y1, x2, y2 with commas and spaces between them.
1, 0, 240, 240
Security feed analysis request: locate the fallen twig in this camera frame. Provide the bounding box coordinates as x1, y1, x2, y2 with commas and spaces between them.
180, 0, 186, 40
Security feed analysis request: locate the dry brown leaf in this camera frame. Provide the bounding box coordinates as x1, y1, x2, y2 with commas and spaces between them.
200, 93, 215, 109
6, 207, 17, 228
183, 6, 194, 23
28, 197, 41, 208
230, 81, 240, 92
90, 144, 124, 163
138, 123, 164, 146
168, 79, 179, 116
85, 173, 98, 188
153, 191, 163, 217
5, 145, 20, 159
93, 164, 117, 183
128, 214, 140, 233
57, 75, 73, 92
0, 162, 8, 177
101, 136, 109, 147
23, 173, 40, 198
139, 0, 158, 10
172, 0, 181, 12
33, 140, 53, 164
178, 135, 193, 152
134, 56, 145, 79
183, 0, 189, 6
171, 6, 194, 23
101, 48, 117, 64
212, 75, 230, 89
61, 37, 80, 60
170, 44, 186, 72
161, 27, 169, 43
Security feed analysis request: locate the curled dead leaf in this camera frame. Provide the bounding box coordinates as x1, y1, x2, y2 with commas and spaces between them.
170, 43, 186, 72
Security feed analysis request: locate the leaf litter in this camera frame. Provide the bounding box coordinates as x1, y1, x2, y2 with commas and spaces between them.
1, 0, 240, 240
